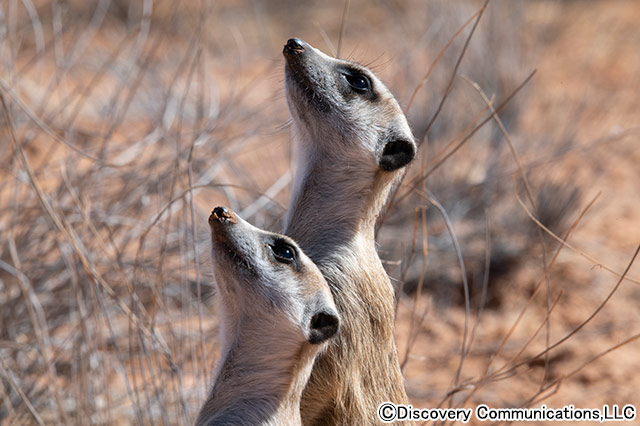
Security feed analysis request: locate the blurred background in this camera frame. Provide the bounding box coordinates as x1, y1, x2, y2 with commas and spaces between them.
0, 0, 639, 424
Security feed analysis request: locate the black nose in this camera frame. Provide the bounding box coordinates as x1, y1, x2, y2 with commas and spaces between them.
210, 206, 237, 224
283, 38, 305, 55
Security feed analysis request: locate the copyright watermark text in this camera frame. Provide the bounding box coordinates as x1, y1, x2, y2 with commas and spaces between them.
377, 402, 636, 423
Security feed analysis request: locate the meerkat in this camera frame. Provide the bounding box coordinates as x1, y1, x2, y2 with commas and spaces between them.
282, 38, 417, 425
196, 206, 340, 426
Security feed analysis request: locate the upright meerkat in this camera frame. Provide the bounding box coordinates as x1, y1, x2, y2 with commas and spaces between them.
196, 206, 340, 426
283, 38, 417, 425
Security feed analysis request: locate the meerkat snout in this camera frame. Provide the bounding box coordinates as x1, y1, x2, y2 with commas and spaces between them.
210, 205, 237, 224
284, 38, 306, 54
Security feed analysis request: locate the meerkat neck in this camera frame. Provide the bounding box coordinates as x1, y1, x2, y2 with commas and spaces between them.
197, 322, 313, 426
285, 142, 395, 262
285, 133, 411, 423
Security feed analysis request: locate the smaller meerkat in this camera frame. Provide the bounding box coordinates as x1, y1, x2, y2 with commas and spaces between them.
196, 206, 340, 426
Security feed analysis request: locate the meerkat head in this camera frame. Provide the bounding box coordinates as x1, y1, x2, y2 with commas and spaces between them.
283, 38, 416, 173
208, 206, 340, 346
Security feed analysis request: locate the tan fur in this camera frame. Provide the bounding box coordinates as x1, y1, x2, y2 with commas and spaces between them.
196, 207, 340, 426
283, 39, 417, 425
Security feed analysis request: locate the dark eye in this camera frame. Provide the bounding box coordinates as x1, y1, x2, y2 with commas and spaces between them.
344, 73, 370, 91
269, 240, 296, 264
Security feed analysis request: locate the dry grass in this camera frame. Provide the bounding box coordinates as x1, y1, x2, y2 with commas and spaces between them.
1, 1, 639, 425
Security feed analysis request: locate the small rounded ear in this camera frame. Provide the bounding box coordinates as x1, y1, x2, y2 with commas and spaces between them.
307, 310, 339, 344
378, 138, 416, 171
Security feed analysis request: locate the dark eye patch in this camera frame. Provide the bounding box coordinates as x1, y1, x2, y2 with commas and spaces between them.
268, 239, 297, 264
344, 73, 370, 91
337, 65, 378, 101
